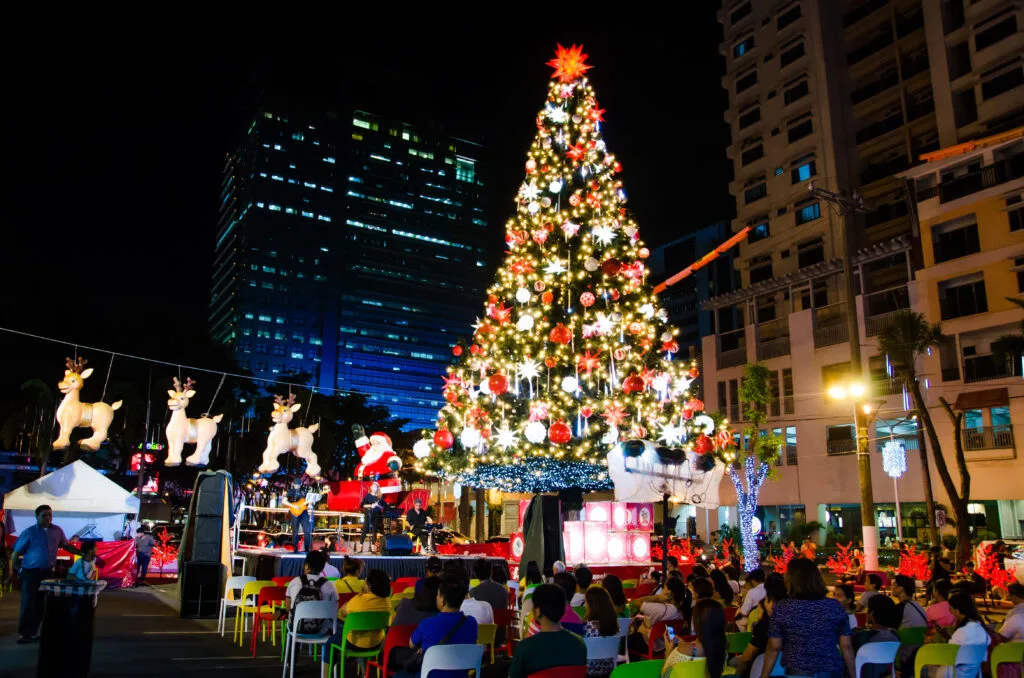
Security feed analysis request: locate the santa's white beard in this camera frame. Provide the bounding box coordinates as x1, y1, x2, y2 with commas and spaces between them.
361, 445, 388, 466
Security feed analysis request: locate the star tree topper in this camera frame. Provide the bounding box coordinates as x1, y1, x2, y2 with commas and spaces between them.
547, 44, 592, 83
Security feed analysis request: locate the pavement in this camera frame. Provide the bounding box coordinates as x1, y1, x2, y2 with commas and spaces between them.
0, 582, 327, 677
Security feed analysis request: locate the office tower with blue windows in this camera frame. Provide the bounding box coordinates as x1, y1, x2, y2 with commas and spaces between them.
339, 111, 490, 429
210, 108, 342, 391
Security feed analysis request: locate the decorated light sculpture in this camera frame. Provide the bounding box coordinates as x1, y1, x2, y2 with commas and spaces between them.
882, 439, 907, 541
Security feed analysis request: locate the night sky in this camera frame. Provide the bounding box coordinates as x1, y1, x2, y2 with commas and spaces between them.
1, 16, 731, 393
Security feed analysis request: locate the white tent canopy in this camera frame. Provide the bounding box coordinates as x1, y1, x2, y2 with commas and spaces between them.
607, 441, 727, 508
4, 460, 140, 541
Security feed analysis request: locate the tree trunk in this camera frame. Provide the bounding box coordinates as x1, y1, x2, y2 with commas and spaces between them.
915, 417, 940, 545
475, 488, 486, 543
729, 459, 764, 572
458, 488, 471, 537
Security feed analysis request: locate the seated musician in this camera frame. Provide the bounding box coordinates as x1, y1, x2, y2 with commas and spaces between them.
359, 482, 384, 553
406, 498, 432, 544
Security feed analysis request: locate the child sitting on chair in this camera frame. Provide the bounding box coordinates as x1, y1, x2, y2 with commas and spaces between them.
67, 540, 99, 581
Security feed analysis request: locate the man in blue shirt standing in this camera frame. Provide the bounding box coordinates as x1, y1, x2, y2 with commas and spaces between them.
11, 504, 81, 643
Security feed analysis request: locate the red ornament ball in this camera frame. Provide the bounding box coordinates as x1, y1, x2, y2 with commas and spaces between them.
526, 159, 537, 174
549, 323, 573, 345
580, 292, 596, 307
543, 221, 554, 233
610, 289, 620, 300
469, 344, 481, 355
681, 407, 694, 420
542, 290, 554, 304
452, 346, 463, 357
433, 429, 454, 450
540, 164, 550, 173
569, 194, 581, 206
613, 348, 627, 361
488, 294, 498, 304
638, 247, 650, 259
688, 367, 700, 379
534, 281, 546, 292
488, 373, 509, 396
628, 322, 645, 335
544, 357, 557, 368
444, 390, 460, 404
663, 340, 679, 354
694, 433, 713, 455
614, 162, 623, 173
602, 259, 622, 276
622, 375, 644, 393
548, 420, 572, 444
580, 406, 594, 418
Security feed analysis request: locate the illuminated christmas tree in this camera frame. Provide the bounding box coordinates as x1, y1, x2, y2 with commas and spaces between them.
413, 45, 717, 492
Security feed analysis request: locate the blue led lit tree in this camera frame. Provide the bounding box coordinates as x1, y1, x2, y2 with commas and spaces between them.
731, 362, 782, 572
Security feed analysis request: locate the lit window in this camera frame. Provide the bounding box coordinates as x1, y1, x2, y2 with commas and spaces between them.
370, 154, 391, 163
320, 185, 333, 192
244, 313, 255, 320
269, 204, 281, 211
258, 314, 272, 322
292, 133, 304, 141
317, 214, 332, 222
271, 175, 283, 181
303, 181, 317, 188
273, 144, 282, 151
256, 202, 265, 208
402, 131, 410, 140
353, 118, 371, 129
795, 202, 821, 224
264, 112, 273, 119
302, 211, 313, 218
275, 316, 285, 324
262, 266, 275, 273
291, 351, 304, 360
349, 176, 363, 183
323, 156, 336, 164
285, 207, 296, 214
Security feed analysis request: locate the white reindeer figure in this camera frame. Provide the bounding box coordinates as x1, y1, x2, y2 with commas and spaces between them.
55, 357, 123, 451
257, 394, 321, 477
165, 377, 223, 467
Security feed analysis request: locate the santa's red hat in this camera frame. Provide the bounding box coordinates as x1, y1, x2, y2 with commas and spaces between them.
370, 432, 392, 447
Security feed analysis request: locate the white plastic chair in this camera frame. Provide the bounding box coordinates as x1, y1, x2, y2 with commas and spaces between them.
218, 576, 255, 636
421, 644, 484, 678
283, 600, 338, 678
587, 635, 623, 664
617, 617, 633, 664
952, 643, 989, 678
750, 651, 785, 678
855, 641, 900, 678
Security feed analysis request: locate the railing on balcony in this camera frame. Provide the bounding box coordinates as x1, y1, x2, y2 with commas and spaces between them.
757, 318, 791, 360
900, 51, 930, 79
861, 154, 911, 185
857, 112, 905, 144
877, 433, 920, 453
871, 376, 908, 397
717, 328, 747, 369
962, 354, 1021, 383
827, 439, 857, 456
864, 199, 909, 228
851, 69, 898, 105
848, 30, 895, 66
962, 425, 1014, 451
814, 304, 849, 348
939, 153, 1024, 203
864, 286, 911, 336
942, 366, 962, 382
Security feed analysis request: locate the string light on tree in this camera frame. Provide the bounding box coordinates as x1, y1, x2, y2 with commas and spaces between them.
416, 44, 708, 492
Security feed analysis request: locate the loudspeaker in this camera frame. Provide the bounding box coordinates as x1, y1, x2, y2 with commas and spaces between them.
378, 534, 413, 556
180, 561, 224, 618
191, 473, 228, 562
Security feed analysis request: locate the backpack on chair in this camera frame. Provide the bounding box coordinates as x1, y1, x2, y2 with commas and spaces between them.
293, 574, 328, 634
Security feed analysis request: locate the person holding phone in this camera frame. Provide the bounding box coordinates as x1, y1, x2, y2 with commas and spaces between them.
662, 598, 727, 678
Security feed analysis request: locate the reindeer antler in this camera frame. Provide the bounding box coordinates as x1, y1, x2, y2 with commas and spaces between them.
286, 393, 297, 408
65, 357, 88, 374
273, 393, 297, 408
274, 394, 286, 406
173, 376, 182, 392
184, 377, 196, 392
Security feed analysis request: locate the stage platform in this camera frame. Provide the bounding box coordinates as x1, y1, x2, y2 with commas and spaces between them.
235, 548, 510, 581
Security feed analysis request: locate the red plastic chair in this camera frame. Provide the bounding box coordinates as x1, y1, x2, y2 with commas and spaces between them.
392, 577, 419, 594
337, 592, 357, 614
634, 583, 657, 598
529, 667, 586, 678
249, 586, 287, 656
855, 612, 867, 628
493, 607, 515, 656
631, 619, 687, 661
272, 576, 292, 588
365, 624, 416, 678
724, 607, 737, 624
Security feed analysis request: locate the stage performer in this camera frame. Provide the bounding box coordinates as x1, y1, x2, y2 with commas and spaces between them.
359, 482, 385, 553
405, 497, 432, 545
352, 424, 402, 497
282, 476, 313, 554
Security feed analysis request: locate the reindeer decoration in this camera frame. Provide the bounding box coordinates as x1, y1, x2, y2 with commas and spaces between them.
257, 394, 321, 477
165, 377, 224, 467
55, 357, 123, 451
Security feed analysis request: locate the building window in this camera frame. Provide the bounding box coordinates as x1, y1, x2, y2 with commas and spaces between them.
272, 345, 286, 356
291, 351, 304, 360
981, 59, 1024, 101
738, 106, 761, 130
791, 159, 816, 183
353, 118, 371, 129
749, 254, 773, 284
939, 273, 987, 319
780, 40, 805, 67
795, 201, 821, 225
974, 11, 1017, 52
782, 368, 794, 414
772, 426, 798, 465
932, 214, 980, 263
734, 36, 755, 58
797, 237, 825, 268
777, 4, 802, 30
744, 181, 767, 204
736, 70, 758, 94
323, 156, 336, 164
456, 157, 476, 182
729, 379, 740, 423
741, 144, 764, 166
730, 1, 751, 25
1009, 197, 1024, 232
788, 117, 813, 143
748, 221, 770, 243
1015, 257, 1024, 293
826, 424, 856, 456
784, 80, 809, 106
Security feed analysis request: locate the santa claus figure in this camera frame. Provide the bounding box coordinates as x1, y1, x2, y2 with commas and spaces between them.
353, 424, 403, 494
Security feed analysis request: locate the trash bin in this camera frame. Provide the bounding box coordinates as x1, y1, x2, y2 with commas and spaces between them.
37, 579, 107, 678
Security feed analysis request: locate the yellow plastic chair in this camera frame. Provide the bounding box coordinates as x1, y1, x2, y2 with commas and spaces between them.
234, 580, 273, 645
669, 658, 707, 678
477, 623, 498, 663
992, 642, 1024, 677
402, 586, 416, 599
913, 643, 958, 678
622, 579, 639, 590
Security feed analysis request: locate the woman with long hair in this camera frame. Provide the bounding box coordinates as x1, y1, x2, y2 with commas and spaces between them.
584, 586, 621, 677
936, 591, 990, 678
337, 556, 365, 593
757, 558, 855, 678
601, 575, 629, 616
730, 572, 787, 678
710, 569, 735, 607
629, 578, 688, 655
519, 561, 545, 637
662, 598, 727, 678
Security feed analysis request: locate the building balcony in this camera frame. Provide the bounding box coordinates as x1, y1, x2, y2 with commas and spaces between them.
851, 70, 899, 105
871, 376, 908, 397
848, 31, 895, 67
938, 153, 1024, 203
962, 354, 1022, 383
863, 285, 912, 336
857, 113, 905, 145
717, 327, 747, 370
757, 318, 791, 360
813, 304, 849, 348
877, 433, 919, 454
962, 425, 1014, 451
827, 438, 857, 456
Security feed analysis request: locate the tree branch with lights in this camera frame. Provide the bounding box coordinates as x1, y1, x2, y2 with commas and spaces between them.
412, 45, 706, 493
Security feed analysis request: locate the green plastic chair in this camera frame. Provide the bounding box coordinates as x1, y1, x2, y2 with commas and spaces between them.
327, 610, 391, 678
669, 658, 707, 678
574, 605, 587, 619
622, 579, 639, 590
913, 643, 958, 678
611, 659, 665, 678
727, 631, 752, 655
897, 626, 928, 647
992, 643, 1024, 676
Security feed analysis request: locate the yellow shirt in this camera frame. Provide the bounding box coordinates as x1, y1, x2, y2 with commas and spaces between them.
335, 576, 365, 594
342, 593, 390, 648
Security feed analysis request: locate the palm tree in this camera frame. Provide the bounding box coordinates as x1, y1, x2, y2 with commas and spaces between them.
877, 310, 971, 565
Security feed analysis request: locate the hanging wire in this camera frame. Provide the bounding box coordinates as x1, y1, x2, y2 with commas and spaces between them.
101, 353, 115, 401
202, 373, 227, 418
302, 388, 315, 426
